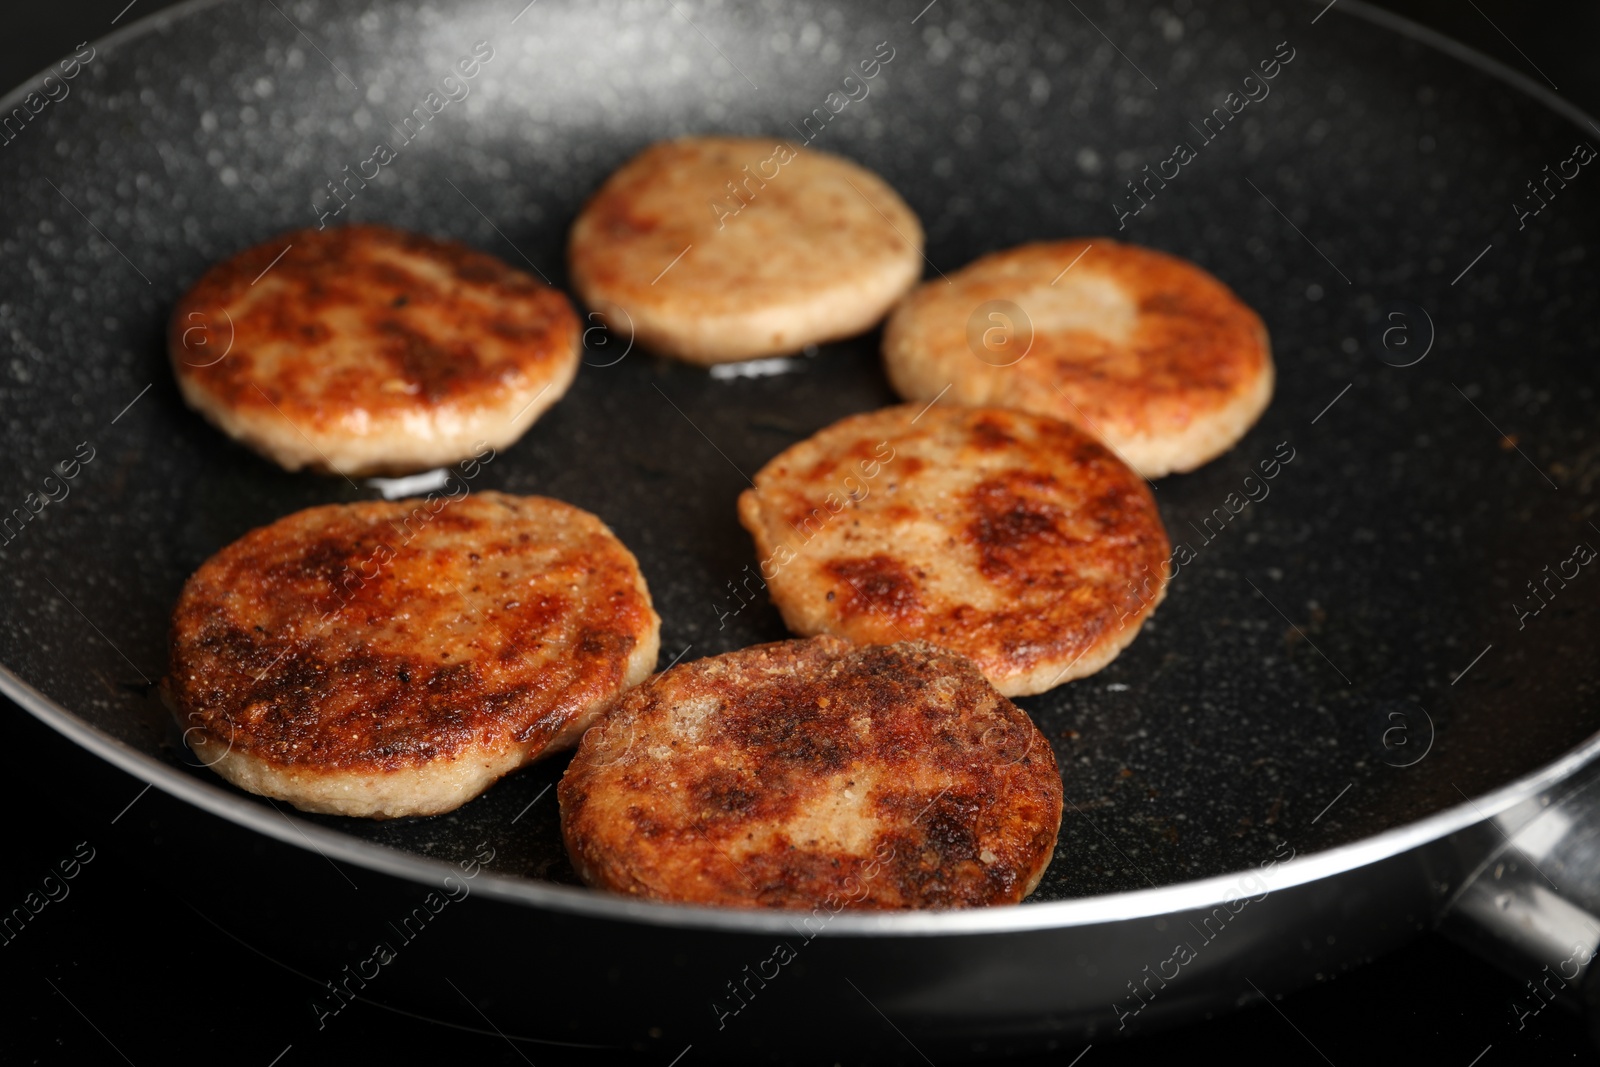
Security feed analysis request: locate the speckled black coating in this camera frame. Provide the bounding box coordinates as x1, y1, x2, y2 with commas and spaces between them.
0, 0, 1596, 913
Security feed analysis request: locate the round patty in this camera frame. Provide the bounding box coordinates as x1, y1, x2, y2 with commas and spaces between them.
737, 404, 1171, 696
165, 491, 659, 818
170, 224, 580, 476
559, 637, 1062, 910
568, 136, 923, 365
882, 239, 1274, 477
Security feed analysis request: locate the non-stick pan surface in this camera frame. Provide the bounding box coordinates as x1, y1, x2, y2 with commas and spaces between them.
1, 0, 1597, 1054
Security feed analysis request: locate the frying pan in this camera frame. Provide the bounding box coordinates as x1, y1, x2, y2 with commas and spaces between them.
2, 0, 1598, 1059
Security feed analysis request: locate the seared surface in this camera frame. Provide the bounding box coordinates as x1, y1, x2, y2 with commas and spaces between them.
170, 224, 580, 475
568, 136, 923, 364
738, 404, 1171, 696
560, 637, 1063, 909
883, 239, 1273, 477
165, 491, 659, 817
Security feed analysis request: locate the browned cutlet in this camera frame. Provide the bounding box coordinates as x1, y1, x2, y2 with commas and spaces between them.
559, 637, 1063, 910
170, 224, 579, 475
883, 238, 1274, 477
738, 404, 1171, 696
165, 491, 659, 818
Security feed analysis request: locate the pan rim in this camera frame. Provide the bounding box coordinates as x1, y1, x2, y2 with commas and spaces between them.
4, 0, 1598, 935
9, 663, 1599, 935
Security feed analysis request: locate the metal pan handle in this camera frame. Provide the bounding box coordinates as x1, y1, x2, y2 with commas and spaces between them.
1440, 761, 1600, 1043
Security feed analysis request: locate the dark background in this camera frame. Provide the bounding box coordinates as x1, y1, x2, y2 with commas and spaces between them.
5, 1, 1599, 1064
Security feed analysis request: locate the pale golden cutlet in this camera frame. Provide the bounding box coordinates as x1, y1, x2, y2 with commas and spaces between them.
568, 136, 923, 365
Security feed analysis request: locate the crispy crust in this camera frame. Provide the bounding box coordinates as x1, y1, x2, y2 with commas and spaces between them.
738, 405, 1170, 696
165, 491, 660, 818
559, 637, 1063, 910
170, 224, 580, 476
882, 239, 1274, 477
568, 136, 924, 364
